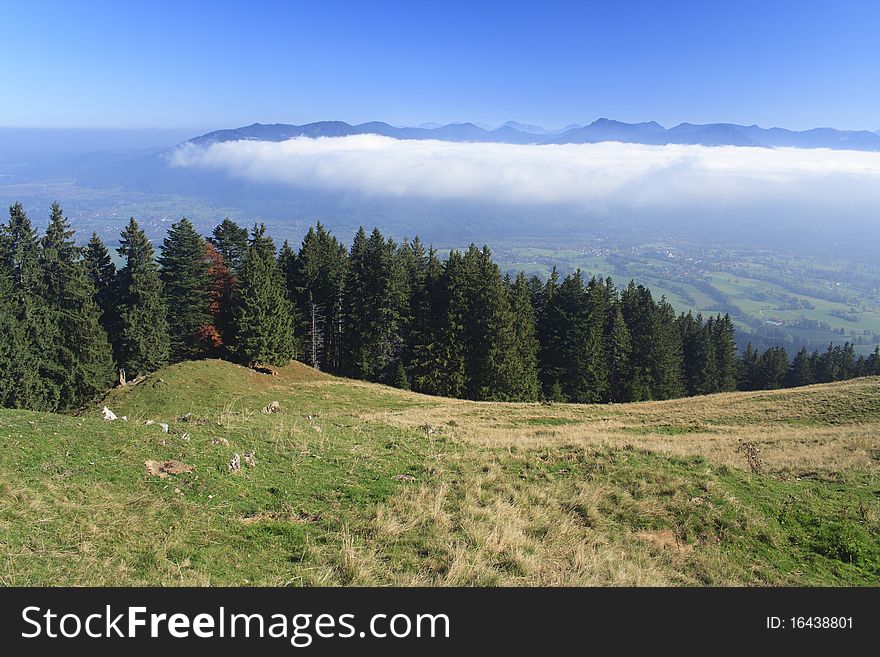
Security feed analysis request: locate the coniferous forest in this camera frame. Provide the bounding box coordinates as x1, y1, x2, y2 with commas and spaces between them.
1, 202, 878, 413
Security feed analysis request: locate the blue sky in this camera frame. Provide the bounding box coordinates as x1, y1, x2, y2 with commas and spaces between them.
2, 0, 879, 131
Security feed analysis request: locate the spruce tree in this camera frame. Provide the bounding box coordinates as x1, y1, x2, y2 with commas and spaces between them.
159, 218, 212, 361
409, 247, 444, 393
419, 250, 468, 398
342, 228, 406, 381
712, 314, 738, 392
231, 224, 296, 366
209, 218, 249, 276
293, 224, 347, 372
788, 346, 814, 387
619, 281, 654, 400
41, 203, 115, 408
867, 345, 880, 376
678, 311, 702, 395
465, 248, 519, 401
759, 346, 789, 389
537, 267, 566, 398
395, 237, 428, 387
650, 297, 684, 399
553, 271, 592, 402
608, 304, 632, 402
507, 271, 541, 401
116, 218, 170, 378
737, 342, 760, 390
0, 227, 19, 407
83, 232, 118, 339
693, 317, 719, 395
0, 203, 61, 410
578, 276, 610, 402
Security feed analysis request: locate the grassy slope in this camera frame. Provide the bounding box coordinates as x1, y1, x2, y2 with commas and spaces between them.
1, 359, 878, 586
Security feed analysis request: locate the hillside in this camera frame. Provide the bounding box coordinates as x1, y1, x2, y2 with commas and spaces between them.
1, 359, 878, 586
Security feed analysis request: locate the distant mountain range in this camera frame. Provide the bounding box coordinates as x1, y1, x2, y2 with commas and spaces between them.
187, 118, 880, 151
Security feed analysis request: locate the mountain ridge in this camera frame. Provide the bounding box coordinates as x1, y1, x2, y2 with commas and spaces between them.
186, 118, 880, 151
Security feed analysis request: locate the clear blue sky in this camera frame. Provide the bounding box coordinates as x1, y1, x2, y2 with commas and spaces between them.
2, 0, 879, 132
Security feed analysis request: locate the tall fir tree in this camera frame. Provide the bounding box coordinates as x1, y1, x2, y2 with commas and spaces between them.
116, 218, 170, 378
737, 342, 761, 390
607, 303, 632, 402
0, 203, 61, 410
507, 271, 541, 401
552, 271, 592, 402
41, 203, 115, 408
464, 247, 520, 401
712, 314, 738, 392
788, 346, 814, 387
83, 232, 118, 339
537, 267, 566, 398
759, 346, 789, 389
418, 249, 468, 398
290, 223, 347, 372
577, 276, 611, 402
209, 218, 249, 276
230, 224, 296, 366
409, 247, 444, 393
159, 218, 213, 361
395, 237, 428, 387
650, 297, 684, 400
342, 228, 407, 381
619, 281, 655, 400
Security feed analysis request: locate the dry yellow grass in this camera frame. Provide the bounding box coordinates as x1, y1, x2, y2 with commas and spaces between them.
362, 377, 880, 474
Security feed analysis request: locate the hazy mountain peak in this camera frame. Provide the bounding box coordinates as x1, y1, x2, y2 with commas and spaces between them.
498, 120, 549, 134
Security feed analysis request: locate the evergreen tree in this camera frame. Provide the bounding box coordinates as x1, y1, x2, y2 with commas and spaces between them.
537, 267, 566, 398
759, 346, 789, 389
83, 232, 118, 339
209, 218, 249, 276
464, 247, 519, 400
292, 224, 347, 372
419, 250, 468, 398
159, 218, 212, 361
553, 271, 594, 402
713, 314, 738, 392
0, 203, 61, 410
650, 297, 684, 399
737, 342, 760, 390
866, 345, 880, 376
839, 342, 857, 380
507, 271, 541, 401
0, 238, 16, 406
395, 237, 427, 387
817, 343, 838, 383
409, 247, 444, 393
116, 218, 170, 378
788, 346, 814, 387
572, 275, 610, 403
231, 224, 296, 366
608, 304, 632, 402
678, 312, 702, 395
342, 228, 406, 381
41, 203, 115, 408
620, 281, 655, 400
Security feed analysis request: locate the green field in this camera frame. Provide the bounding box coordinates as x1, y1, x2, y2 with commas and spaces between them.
493, 242, 880, 354
1, 359, 878, 586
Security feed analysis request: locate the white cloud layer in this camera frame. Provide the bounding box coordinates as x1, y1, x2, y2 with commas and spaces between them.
169, 135, 880, 219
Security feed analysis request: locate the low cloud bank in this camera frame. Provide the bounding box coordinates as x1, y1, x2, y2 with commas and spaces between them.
169, 135, 880, 218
